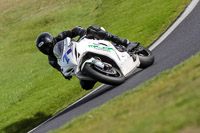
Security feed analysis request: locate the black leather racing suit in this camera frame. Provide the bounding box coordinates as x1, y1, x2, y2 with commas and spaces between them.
48, 25, 137, 90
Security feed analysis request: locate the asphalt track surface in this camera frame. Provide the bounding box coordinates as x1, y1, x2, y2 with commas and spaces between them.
30, 1, 200, 132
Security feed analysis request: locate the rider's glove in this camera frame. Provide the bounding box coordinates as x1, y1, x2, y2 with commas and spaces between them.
64, 75, 72, 80
61, 71, 72, 80
73, 26, 86, 37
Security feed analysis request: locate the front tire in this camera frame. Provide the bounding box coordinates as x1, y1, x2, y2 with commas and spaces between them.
82, 63, 126, 85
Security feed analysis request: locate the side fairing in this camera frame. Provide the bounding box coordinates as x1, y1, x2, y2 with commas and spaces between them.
76, 38, 140, 76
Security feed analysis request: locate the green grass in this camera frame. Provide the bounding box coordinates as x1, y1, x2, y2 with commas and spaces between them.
0, 0, 192, 132
51, 51, 200, 133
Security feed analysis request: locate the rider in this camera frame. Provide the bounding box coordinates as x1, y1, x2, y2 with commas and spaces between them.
36, 25, 139, 90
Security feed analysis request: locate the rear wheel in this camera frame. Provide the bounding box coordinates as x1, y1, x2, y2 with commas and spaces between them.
136, 46, 154, 69
82, 63, 126, 85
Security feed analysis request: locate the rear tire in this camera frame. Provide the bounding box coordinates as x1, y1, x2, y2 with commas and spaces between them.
137, 46, 154, 69
82, 63, 126, 85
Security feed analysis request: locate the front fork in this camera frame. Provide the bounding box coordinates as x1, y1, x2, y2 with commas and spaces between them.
80, 57, 104, 72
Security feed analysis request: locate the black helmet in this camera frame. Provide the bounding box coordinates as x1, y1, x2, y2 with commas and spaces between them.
36, 32, 55, 55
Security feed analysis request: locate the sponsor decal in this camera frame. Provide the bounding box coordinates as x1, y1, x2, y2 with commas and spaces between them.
88, 45, 113, 52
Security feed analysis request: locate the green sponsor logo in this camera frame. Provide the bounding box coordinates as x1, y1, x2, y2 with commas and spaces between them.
88, 45, 114, 51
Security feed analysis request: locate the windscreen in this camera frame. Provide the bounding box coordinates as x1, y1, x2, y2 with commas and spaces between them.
53, 41, 64, 59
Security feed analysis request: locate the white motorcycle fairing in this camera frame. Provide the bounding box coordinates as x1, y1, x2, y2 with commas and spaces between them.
54, 37, 140, 81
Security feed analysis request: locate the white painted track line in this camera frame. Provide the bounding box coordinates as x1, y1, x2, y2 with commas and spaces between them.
149, 0, 200, 51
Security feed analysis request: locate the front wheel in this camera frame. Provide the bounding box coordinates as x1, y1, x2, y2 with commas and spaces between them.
136, 46, 155, 69
82, 63, 126, 85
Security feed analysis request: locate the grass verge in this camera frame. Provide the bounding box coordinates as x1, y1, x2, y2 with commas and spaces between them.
0, 0, 191, 132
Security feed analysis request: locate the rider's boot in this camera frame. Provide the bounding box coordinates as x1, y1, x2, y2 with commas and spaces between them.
105, 32, 140, 51
79, 80, 96, 90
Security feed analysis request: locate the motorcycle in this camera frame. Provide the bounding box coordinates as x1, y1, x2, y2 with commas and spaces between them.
53, 36, 154, 86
